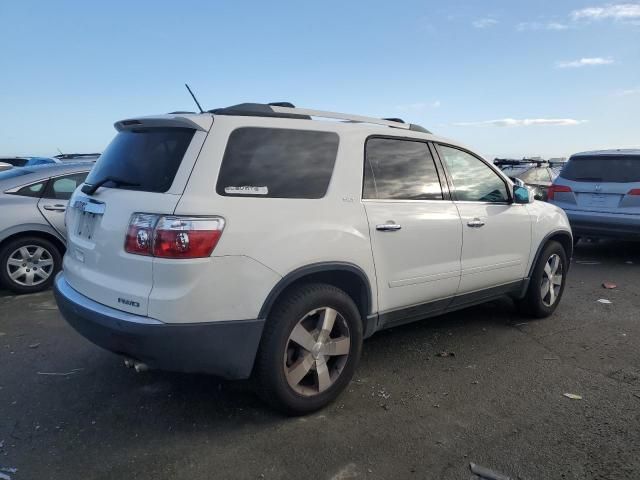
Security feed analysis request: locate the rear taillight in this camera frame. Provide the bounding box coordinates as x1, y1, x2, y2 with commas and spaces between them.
124, 214, 224, 259
547, 184, 572, 201
628, 188, 640, 196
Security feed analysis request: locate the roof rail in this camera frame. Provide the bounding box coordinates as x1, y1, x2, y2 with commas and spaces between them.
209, 103, 431, 133
270, 106, 431, 133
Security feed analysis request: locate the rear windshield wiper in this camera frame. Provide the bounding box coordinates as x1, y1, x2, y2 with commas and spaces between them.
572, 176, 603, 182
81, 176, 140, 195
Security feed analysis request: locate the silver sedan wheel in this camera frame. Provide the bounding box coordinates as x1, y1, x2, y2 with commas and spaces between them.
284, 307, 351, 396
541, 253, 563, 307
6, 245, 55, 287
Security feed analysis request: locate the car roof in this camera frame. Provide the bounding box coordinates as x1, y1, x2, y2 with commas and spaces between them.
572, 149, 640, 157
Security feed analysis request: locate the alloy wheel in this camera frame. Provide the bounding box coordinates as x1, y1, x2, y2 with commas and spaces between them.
6, 245, 55, 287
540, 253, 563, 307
283, 307, 351, 396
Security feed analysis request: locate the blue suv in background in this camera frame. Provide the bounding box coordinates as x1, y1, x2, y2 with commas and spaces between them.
548, 149, 640, 241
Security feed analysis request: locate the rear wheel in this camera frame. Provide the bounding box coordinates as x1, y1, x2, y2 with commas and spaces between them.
255, 283, 363, 415
0, 236, 62, 294
517, 240, 567, 318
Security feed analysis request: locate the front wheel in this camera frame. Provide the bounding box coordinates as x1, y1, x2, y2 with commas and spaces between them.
517, 240, 568, 318
255, 283, 363, 415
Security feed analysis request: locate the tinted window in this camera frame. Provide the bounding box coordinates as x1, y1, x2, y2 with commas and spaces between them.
439, 145, 509, 202
86, 128, 195, 193
216, 128, 339, 199
363, 138, 442, 200
13, 181, 46, 198
560, 155, 640, 183
2, 158, 28, 167
43, 173, 89, 200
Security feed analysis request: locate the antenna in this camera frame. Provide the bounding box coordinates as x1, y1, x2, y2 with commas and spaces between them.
184, 84, 204, 114
57, 147, 64, 156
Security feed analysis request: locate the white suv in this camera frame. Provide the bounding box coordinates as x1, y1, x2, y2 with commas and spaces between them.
54, 103, 572, 414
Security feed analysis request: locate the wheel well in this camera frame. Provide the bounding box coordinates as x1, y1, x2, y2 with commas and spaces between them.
0, 231, 66, 256
548, 232, 573, 261
259, 267, 372, 323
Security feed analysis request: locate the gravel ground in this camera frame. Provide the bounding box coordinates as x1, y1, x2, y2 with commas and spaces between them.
1, 239, 639, 480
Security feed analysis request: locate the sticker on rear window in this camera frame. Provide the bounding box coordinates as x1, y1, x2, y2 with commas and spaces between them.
224, 186, 269, 195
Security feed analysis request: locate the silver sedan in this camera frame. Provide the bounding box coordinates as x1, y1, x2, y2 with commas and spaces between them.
0, 162, 92, 293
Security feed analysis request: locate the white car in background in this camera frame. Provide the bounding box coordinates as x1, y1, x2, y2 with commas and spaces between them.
54, 103, 573, 414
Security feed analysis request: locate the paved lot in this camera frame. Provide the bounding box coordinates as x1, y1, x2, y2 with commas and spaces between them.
1, 240, 639, 480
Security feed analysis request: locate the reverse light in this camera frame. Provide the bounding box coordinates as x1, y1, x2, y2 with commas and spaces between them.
547, 184, 572, 201
124, 214, 225, 258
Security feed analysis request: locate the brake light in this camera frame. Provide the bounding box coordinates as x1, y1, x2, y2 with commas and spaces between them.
547, 184, 572, 201
628, 189, 640, 196
124, 214, 225, 259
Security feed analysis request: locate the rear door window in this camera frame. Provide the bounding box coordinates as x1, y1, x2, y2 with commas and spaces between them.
43, 172, 89, 200
216, 128, 339, 198
11, 181, 47, 198
363, 137, 443, 200
560, 155, 640, 182
85, 128, 195, 193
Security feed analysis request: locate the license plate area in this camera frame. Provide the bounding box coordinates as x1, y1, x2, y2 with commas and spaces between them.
589, 193, 607, 206
72, 197, 105, 241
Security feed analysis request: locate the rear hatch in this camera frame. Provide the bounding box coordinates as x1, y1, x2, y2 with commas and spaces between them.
550, 154, 640, 214
63, 115, 212, 315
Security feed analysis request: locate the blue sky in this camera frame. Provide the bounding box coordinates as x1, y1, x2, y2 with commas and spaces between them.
1, 0, 639, 159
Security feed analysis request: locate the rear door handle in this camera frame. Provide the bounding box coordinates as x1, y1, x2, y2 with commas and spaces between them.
43, 204, 67, 212
467, 218, 485, 228
376, 223, 402, 231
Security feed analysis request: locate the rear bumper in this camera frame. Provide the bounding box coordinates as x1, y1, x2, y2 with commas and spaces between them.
564, 209, 640, 238
53, 273, 265, 379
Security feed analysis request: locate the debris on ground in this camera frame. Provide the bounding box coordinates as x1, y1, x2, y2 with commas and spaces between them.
625, 260, 633, 265
28, 343, 40, 349
377, 389, 391, 400
436, 351, 455, 358
37, 368, 83, 376
597, 299, 612, 304
469, 462, 512, 480
602, 282, 617, 289
576, 260, 601, 265
471, 380, 479, 385
563, 393, 583, 400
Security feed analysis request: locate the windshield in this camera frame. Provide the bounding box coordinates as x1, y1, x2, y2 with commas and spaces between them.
86, 127, 195, 193
560, 155, 640, 183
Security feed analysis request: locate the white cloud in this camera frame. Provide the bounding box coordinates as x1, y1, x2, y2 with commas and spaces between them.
396, 101, 441, 112
472, 17, 498, 28
454, 118, 587, 127
556, 57, 614, 68
614, 86, 640, 96
571, 3, 640, 21
517, 21, 570, 31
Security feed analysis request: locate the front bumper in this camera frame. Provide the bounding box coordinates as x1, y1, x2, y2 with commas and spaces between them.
53, 273, 265, 379
564, 209, 640, 239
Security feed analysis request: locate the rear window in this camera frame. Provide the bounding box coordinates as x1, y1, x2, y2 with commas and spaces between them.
216, 128, 339, 199
560, 155, 640, 183
86, 128, 195, 193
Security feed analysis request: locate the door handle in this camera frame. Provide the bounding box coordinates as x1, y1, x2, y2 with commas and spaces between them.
376, 223, 401, 231
43, 204, 66, 212
467, 218, 485, 228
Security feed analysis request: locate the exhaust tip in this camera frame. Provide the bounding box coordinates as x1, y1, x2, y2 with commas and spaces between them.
133, 362, 149, 373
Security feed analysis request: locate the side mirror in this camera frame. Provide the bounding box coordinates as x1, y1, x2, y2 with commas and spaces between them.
513, 185, 531, 204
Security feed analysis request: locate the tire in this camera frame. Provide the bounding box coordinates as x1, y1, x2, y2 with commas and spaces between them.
517, 240, 568, 318
0, 236, 62, 294
255, 283, 363, 415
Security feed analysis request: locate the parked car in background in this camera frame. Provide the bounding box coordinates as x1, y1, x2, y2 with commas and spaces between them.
0, 162, 12, 172
0, 163, 92, 293
54, 153, 101, 161
54, 103, 572, 415
0, 156, 59, 167
548, 149, 640, 241
495, 159, 558, 201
